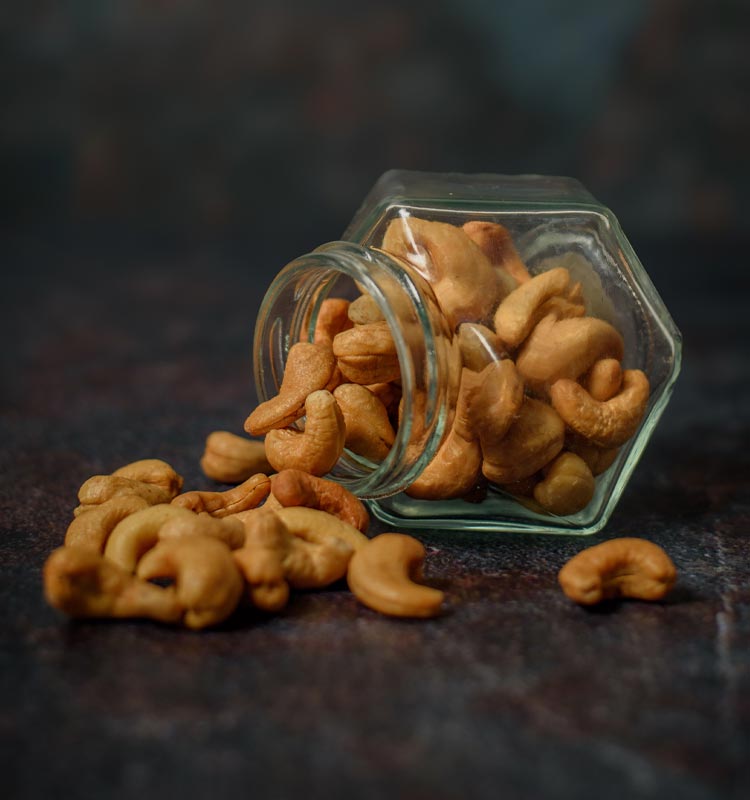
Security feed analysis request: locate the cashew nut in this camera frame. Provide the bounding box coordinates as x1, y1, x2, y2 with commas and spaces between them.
333, 383, 395, 462
171, 472, 271, 516
347, 533, 444, 618
348, 293, 385, 325
275, 506, 369, 553
264, 390, 345, 476
200, 430, 272, 484
532, 452, 596, 516
244, 341, 338, 435
65, 495, 150, 553
159, 512, 246, 549
137, 536, 244, 629
332, 321, 401, 384
111, 459, 184, 496
366, 381, 402, 423
405, 427, 482, 500
515, 314, 625, 389
558, 537, 676, 605
566, 433, 619, 476
76, 475, 175, 512
582, 358, 624, 403
481, 397, 565, 484
456, 323, 506, 372
550, 369, 650, 447
310, 297, 353, 346
104, 504, 198, 572
270, 469, 370, 532
462, 220, 531, 285
493, 267, 570, 348
43, 546, 183, 623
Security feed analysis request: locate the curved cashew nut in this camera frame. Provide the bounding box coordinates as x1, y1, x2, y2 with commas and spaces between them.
532, 452, 596, 516
462, 220, 531, 285
111, 459, 184, 496
347, 533, 444, 618
104, 504, 198, 572
171, 473, 271, 516
493, 267, 570, 347
550, 369, 650, 448
515, 314, 625, 389
405, 428, 482, 500
333, 383, 395, 462
159, 512, 246, 549
566, 433, 619, 476
270, 469, 370, 533
43, 546, 183, 623
200, 431, 272, 484
264, 390, 345, 476
558, 537, 676, 605
65, 495, 150, 553
309, 298, 353, 346
76, 475, 175, 513
456, 323, 506, 372
365, 381, 402, 422
481, 397, 565, 484
275, 506, 369, 552
582, 358, 624, 403
137, 536, 244, 629
245, 342, 338, 435
348, 293, 384, 325
332, 321, 401, 384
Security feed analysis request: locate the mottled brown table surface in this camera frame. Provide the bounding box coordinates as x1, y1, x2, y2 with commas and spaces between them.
2, 232, 748, 800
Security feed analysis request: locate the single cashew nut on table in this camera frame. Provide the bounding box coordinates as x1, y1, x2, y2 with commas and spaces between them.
244, 341, 338, 435
558, 537, 676, 605
65, 495, 150, 553
43, 546, 183, 623
264, 390, 346, 476
347, 533, 444, 618
171, 472, 271, 517
532, 452, 596, 516
333, 382, 395, 462
200, 431, 272, 484
111, 459, 184, 496
137, 536, 245, 630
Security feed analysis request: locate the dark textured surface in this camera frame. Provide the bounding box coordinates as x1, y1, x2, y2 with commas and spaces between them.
2, 231, 749, 799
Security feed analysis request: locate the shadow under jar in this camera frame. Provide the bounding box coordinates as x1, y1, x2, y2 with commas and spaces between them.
252, 171, 682, 535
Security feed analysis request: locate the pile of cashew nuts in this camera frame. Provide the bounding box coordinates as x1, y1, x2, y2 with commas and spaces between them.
248, 217, 652, 516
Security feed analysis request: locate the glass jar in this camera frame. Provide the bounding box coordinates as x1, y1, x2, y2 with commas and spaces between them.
252, 170, 682, 535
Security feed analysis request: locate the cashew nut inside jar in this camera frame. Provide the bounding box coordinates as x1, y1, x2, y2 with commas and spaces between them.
250, 171, 682, 535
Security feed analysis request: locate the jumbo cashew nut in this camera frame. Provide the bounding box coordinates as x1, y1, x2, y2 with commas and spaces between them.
200, 430, 272, 484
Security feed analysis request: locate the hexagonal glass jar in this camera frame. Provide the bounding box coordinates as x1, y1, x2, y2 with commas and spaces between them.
253, 170, 681, 535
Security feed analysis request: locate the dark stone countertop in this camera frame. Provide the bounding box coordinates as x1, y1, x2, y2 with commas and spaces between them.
1, 231, 748, 800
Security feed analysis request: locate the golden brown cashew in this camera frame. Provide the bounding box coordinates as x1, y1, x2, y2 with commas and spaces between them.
264, 390, 346, 476
481, 397, 565, 484
550, 369, 650, 448
461, 220, 531, 285
566, 434, 619, 476
310, 298, 353, 346
200, 431, 272, 484
515, 315, 625, 389
333, 383, 395, 462
65, 495, 150, 553
159, 512, 246, 549
558, 538, 677, 605
347, 533, 444, 618
244, 341, 338, 435
111, 459, 184, 496
348, 294, 385, 325
532, 452, 596, 516
137, 536, 244, 629
405, 428, 482, 500
232, 510, 290, 611
171, 473, 271, 517
43, 546, 183, 623
275, 506, 369, 552
366, 382, 402, 423
270, 469, 370, 533
456, 323, 506, 372
104, 504, 198, 572
332, 321, 401, 384
583, 358, 623, 402
76, 475, 175, 512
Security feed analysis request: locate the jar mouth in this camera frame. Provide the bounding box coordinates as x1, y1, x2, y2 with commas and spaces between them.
253, 241, 451, 499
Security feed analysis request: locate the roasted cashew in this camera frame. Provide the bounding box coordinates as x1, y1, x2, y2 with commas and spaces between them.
456, 323, 506, 372
532, 452, 595, 516
309, 298, 353, 346
43, 546, 183, 623
200, 430, 272, 484
365, 381, 402, 423
481, 397, 565, 484
104, 504, 198, 572
348, 293, 385, 325
270, 469, 370, 532
333, 383, 395, 462
582, 358, 623, 403
111, 459, 184, 496
332, 321, 401, 384
566, 433, 619, 476
381, 217, 502, 326
159, 512, 246, 549
137, 536, 244, 629
550, 369, 650, 448
76, 475, 175, 512
515, 314, 624, 389
405, 428, 482, 500
461, 220, 531, 285
347, 533, 444, 618
275, 506, 369, 552
264, 390, 345, 476
244, 341, 338, 435
558, 537, 676, 605
171, 472, 271, 516
493, 267, 570, 348
65, 495, 150, 553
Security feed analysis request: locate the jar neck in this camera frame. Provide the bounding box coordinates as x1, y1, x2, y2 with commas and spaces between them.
253, 241, 452, 499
